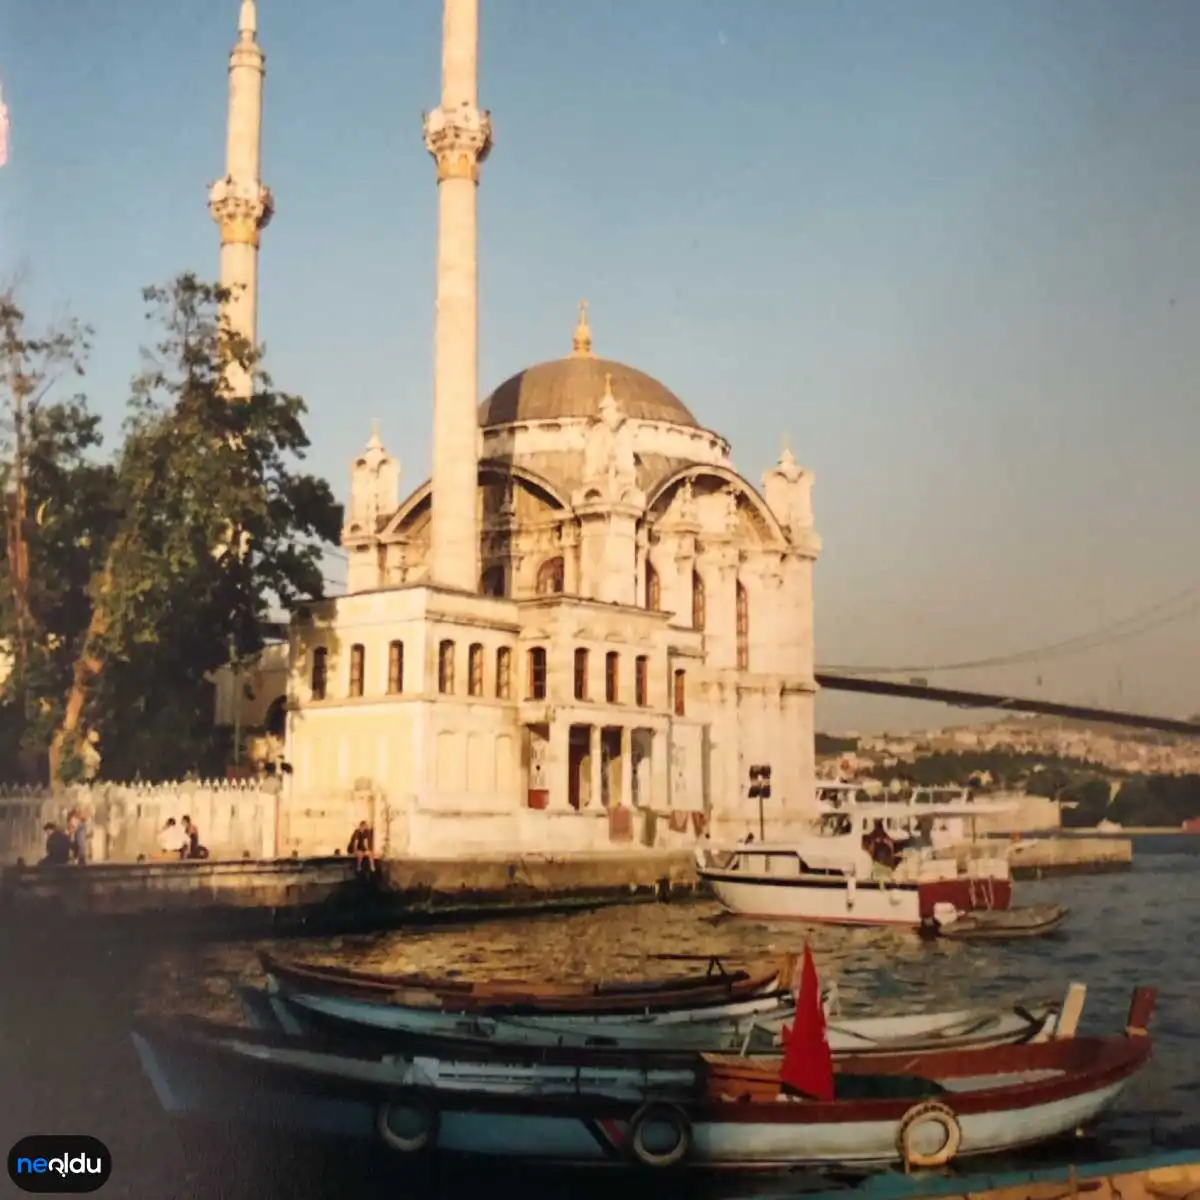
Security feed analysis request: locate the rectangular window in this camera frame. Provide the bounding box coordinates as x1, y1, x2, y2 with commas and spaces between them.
673, 668, 686, 716
573, 648, 589, 701
469, 643, 484, 697
528, 648, 547, 700
349, 644, 365, 697
635, 656, 648, 707
387, 640, 404, 693
496, 647, 512, 699
605, 652, 619, 703
311, 647, 328, 701
438, 639, 455, 694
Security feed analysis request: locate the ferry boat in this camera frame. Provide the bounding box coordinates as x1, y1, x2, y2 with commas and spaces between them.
695, 794, 1014, 927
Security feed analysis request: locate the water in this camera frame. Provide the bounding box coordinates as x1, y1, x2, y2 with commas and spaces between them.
1, 835, 1197, 1199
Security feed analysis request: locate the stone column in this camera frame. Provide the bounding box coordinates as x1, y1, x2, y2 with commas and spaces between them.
423, 0, 493, 592
547, 718, 570, 809
208, 0, 274, 401
589, 724, 603, 809
619, 726, 634, 808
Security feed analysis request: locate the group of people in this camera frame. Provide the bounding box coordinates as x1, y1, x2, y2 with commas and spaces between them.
39, 809, 91, 866
158, 816, 209, 860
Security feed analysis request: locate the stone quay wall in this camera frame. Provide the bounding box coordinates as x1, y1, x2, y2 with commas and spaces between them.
0, 781, 380, 866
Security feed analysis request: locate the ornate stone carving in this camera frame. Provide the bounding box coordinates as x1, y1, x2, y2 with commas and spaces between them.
676, 478, 698, 523
423, 103, 494, 183
580, 373, 638, 500
208, 177, 274, 247
720, 485, 740, 534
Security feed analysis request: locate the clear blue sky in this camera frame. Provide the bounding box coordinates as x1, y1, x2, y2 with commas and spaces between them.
3, 0, 1199, 732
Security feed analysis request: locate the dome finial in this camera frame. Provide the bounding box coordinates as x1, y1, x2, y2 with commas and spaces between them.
571, 299, 593, 358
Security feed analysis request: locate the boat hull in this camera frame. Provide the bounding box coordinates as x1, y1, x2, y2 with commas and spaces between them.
699, 870, 1014, 926
130, 1015, 1150, 1172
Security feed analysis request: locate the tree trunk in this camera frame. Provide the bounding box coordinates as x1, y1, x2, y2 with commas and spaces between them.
49, 571, 111, 785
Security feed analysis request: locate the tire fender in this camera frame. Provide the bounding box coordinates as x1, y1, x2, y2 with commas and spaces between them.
896, 1100, 962, 1168
628, 1101, 693, 1169
377, 1088, 440, 1154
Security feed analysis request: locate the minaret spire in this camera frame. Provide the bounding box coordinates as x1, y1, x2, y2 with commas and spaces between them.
423, 0, 493, 591
209, 0, 274, 399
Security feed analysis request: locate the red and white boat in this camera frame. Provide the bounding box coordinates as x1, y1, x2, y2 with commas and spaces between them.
696, 796, 1014, 927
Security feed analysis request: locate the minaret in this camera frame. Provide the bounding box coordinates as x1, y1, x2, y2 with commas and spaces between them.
423, 0, 493, 591
208, 0, 274, 399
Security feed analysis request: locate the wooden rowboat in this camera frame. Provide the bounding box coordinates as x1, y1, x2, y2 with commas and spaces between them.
129, 986, 1155, 1173
244, 980, 1063, 1057
794, 1150, 1200, 1200
259, 950, 795, 1016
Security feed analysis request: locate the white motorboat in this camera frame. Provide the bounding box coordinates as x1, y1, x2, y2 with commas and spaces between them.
697, 796, 1015, 927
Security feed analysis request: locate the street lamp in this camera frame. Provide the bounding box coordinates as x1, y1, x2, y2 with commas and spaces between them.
748, 764, 772, 842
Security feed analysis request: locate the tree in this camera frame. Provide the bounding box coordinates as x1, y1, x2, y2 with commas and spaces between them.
0, 289, 111, 778
50, 274, 341, 782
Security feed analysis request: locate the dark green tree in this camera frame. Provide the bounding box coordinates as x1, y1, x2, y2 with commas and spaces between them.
0, 288, 115, 779
51, 274, 341, 782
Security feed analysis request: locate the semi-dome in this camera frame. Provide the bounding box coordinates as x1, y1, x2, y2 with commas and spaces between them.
477, 303, 699, 429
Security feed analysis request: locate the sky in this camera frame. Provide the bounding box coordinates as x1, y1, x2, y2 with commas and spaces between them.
2, 0, 1199, 734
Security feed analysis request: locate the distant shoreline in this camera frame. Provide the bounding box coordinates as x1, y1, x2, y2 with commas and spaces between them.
1060, 826, 1198, 836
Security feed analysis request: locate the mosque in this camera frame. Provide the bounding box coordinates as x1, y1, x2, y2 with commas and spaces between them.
210, 0, 822, 856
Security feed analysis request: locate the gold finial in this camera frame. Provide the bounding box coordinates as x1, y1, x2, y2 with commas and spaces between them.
571, 299, 593, 358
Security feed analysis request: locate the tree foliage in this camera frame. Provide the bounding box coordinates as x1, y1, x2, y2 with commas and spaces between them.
0, 274, 342, 783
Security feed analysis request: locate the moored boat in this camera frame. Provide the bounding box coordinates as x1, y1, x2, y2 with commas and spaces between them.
245, 981, 1063, 1057
765, 1149, 1200, 1200
696, 797, 1015, 927
260, 950, 795, 1015
130, 986, 1155, 1173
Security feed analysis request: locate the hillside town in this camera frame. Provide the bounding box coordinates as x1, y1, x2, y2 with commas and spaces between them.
818, 715, 1200, 779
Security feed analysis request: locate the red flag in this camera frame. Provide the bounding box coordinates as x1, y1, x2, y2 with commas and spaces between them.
779, 942, 835, 1102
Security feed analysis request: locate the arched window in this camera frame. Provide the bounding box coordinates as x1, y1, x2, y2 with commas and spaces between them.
674, 669, 686, 716
438, 639, 455, 694
573, 648, 589, 701
536, 556, 564, 595
645, 562, 660, 611
605, 652, 619, 703
310, 647, 328, 700
481, 565, 506, 597
387, 640, 404, 693
736, 581, 749, 671
692, 569, 706, 630
496, 647, 512, 699
468, 643, 484, 696
528, 647, 547, 700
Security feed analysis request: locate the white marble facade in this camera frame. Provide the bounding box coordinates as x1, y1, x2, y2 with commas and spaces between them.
286, 310, 823, 855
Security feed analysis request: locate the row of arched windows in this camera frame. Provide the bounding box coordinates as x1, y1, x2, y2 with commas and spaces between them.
529, 557, 747, 668
309, 640, 688, 712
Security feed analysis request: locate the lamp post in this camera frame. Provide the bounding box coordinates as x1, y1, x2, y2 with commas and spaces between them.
748, 764, 772, 841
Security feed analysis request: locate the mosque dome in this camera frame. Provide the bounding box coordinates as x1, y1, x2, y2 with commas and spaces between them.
477, 303, 699, 430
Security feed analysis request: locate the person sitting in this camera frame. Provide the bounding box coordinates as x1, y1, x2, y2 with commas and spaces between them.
157, 817, 189, 860
40, 822, 72, 867
182, 815, 209, 860
347, 820, 376, 876
862, 818, 898, 874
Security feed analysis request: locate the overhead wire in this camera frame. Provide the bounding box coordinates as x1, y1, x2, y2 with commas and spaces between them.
819, 582, 1200, 675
